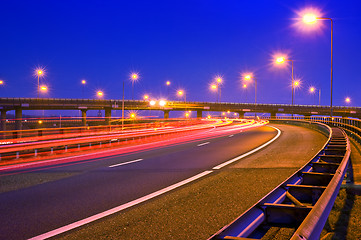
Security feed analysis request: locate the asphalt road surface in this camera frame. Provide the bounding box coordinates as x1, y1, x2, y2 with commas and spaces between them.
0, 124, 277, 239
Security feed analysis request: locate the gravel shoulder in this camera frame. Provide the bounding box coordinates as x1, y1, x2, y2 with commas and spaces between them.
55, 123, 327, 240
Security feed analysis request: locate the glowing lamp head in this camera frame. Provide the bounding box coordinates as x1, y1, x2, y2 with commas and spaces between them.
166, 81, 170, 86
0, 80, 3, 85
130, 113, 136, 119
227, 110, 230, 113
276, 57, 285, 64
309, 87, 315, 93
131, 73, 139, 80
234, 113, 237, 116
216, 77, 222, 83
211, 84, 217, 90
185, 112, 189, 117
244, 75, 251, 81
159, 100, 166, 107
303, 14, 317, 24
345, 97, 351, 103
38, 120, 43, 124
222, 112, 225, 116
81, 80, 86, 84
38, 70, 43, 75
143, 95, 149, 100
149, 100, 156, 106
294, 81, 300, 87
40, 85, 47, 92
243, 84, 247, 88
178, 90, 183, 96
207, 115, 211, 119
97, 91, 103, 97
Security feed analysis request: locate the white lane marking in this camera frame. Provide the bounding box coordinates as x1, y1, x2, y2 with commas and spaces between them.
197, 142, 210, 147
228, 135, 234, 137
213, 126, 282, 170
28, 170, 213, 240
108, 159, 143, 168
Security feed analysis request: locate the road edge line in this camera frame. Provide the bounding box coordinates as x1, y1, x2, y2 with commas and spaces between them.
212, 126, 281, 170
28, 170, 213, 240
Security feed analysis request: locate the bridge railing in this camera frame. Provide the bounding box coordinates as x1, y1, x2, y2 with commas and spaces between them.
210, 118, 351, 240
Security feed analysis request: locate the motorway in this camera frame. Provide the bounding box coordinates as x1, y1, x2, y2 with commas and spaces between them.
0, 121, 279, 239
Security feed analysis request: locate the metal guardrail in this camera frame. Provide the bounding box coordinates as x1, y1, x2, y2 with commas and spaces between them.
209, 120, 351, 240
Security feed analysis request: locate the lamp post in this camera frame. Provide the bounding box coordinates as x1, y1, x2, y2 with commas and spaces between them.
35, 69, 44, 98
122, 79, 125, 130
211, 84, 217, 102
166, 81, 171, 98
40, 85, 47, 117
293, 80, 300, 104
275, 56, 295, 106
81, 80, 86, 98
178, 90, 186, 112
130, 73, 139, 100
216, 77, 222, 102
302, 13, 333, 116
309, 87, 321, 105
244, 74, 257, 118
242, 83, 247, 103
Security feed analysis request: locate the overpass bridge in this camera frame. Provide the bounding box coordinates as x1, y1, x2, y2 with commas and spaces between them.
0, 97, 360, 130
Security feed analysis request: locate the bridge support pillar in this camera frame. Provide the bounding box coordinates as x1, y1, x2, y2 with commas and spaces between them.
105, 108, 111, 125
236, 111, 245, 119
270, 112, 277, 119
81, 110, 87, 126
197, 110, 202, 119
1, 110, 7, 132
163, 110, 170, 119
14, 108, 22, 138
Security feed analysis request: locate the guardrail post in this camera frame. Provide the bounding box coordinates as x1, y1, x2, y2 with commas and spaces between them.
34, 149, 37, 157
51, 147, 53, 154
16, 152, 19, 159
65, 145, 68, 152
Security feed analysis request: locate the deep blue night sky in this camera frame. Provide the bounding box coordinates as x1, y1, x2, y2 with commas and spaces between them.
1, 0, 361, 109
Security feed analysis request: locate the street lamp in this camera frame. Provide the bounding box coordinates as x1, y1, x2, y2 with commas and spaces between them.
243, 74, 257, 105
215, 76, 223, 102
165, 80, 171, 98
210, 84, 218, 102
275, 56, 295, 115
143, 94, 149, 100
40, 85, 48, 92
293, 80, 301, 104
345, 97, 351, 104
97, 90, 104, 98
178, 90, 187, 113
309, 87, 321, 105
159, 100, 167, 107
0, 80, 3, 85
81, 80, 86, 98
130, 73, 139, 100
35, 68, 45, 98
244, 73, 257, 118
301, 11, 334, 116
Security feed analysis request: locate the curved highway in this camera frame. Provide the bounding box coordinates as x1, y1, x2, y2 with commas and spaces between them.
0, 123, 278, 239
